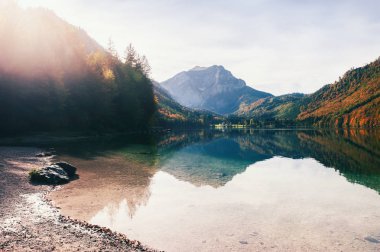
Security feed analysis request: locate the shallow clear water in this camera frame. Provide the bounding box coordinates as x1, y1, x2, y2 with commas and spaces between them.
50, 130, 380, 251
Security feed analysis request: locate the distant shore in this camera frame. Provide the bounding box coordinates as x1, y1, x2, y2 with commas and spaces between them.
0, 146, 155, 252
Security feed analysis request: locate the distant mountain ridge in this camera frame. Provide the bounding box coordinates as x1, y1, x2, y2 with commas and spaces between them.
160, 65, 272, 115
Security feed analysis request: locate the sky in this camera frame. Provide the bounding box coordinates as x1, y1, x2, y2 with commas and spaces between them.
18, 0, 380, 95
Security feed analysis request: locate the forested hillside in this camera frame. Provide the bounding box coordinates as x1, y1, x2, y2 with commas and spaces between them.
298, 58, 380, 127
0, 2, 155, 134
153, 82, 222, 128
236, 93, 304, 120
237, 58, 380, 128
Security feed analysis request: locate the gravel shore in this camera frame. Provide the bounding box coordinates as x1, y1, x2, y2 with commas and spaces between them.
0, 147, 156, 252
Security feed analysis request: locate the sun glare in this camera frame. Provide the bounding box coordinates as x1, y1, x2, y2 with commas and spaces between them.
18, 0, 54, 9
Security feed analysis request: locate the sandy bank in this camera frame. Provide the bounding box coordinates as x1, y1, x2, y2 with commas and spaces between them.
0, 147, 156, 252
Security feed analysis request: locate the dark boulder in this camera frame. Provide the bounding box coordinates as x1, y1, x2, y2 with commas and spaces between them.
29, 165, 70, 184
55, 161, 77, 177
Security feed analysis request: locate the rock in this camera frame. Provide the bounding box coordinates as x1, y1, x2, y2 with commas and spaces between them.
55, 162, 77, 177
29, 165, 70, 184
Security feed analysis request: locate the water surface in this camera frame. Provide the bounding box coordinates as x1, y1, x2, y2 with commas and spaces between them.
48, 130, 380, 251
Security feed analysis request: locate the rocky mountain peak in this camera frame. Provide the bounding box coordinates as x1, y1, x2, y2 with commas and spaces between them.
161, 66, 272, 115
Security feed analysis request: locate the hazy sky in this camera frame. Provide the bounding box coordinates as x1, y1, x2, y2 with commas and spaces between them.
18, 0, 380, 95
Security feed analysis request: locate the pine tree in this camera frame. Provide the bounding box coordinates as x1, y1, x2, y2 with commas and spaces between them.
107, 38, 119, 59
124, 43, 137, 67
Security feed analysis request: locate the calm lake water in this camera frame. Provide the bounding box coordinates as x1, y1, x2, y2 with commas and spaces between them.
46, 129, 380, 251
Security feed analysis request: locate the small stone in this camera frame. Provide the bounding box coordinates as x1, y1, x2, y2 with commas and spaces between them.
239, 240, 248, 245
364, 236, 380, 243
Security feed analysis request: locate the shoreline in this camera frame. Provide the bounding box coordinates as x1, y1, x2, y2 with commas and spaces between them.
0, 146, 156, 252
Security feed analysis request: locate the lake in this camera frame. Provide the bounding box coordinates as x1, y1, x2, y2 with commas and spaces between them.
47, 129, 380, 251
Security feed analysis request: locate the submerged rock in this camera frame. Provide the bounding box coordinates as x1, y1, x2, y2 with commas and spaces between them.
29, 162, 77, 185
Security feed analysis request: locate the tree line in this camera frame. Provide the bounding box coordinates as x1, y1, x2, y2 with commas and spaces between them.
0, 43, 156, 135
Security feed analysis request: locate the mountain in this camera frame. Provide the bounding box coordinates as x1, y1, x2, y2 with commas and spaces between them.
297, 58, 380, 127
0, 2, 155, 133
236, 93, 305, 120
237, 57, 380, 128
153, 82, 222, 127
160, 65, 272, 115
0, 1, 102, 79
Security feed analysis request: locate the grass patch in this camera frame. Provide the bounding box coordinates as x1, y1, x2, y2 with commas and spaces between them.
29, 169, 41, 181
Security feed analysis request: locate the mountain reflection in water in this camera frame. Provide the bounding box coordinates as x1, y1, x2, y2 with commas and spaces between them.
156, 129, 380, 191
47, 129, 380, 251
